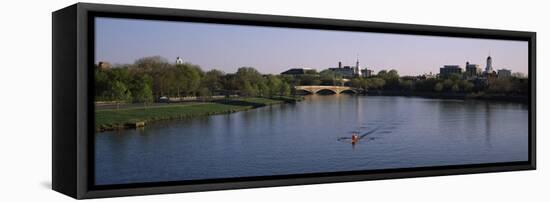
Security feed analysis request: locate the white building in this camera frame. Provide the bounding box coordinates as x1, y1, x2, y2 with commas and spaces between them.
176, 57, 183, 65
355, 58, 361, 77
485, 55, 494, 73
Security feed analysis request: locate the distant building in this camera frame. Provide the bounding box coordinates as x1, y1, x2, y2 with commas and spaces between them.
176, 57, 183, 65
328, 66, 355, 77
98, 61, 111, 70
498, 69, 512, 78
424, 72, 436, 79
417, 72, 435, 80
439, 65, 463, 77
361, 69, 374, 77
401, 76, 418, 81
465, 61, 481, 77
281, 68, 316, 75
512, 72, 526, 78
485, 55, 494, 74
355, 58, 361, 77
328, 59, 362, 78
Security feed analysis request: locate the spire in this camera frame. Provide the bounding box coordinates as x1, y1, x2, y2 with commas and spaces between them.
356, 54, 361, 76
485, 53, 493, 73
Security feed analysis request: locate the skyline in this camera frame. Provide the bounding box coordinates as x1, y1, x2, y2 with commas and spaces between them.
95, 17, 529, 76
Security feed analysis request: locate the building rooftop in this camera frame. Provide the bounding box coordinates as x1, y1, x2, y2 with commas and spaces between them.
281, 68, 315, 75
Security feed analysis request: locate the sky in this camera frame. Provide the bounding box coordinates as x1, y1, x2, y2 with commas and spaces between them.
95, 17, 528, 76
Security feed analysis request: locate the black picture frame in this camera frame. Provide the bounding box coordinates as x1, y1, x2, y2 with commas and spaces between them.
52, 3, 536, 199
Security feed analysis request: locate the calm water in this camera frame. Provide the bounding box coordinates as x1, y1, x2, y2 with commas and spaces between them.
95, 95, 528, 185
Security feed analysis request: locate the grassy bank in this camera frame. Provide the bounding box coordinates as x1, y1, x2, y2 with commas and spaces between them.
95, 97, 301, 131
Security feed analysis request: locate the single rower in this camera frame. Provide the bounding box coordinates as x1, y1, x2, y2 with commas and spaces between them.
351, 133, 358, 144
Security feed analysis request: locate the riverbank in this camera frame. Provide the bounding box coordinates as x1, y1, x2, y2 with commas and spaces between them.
365, 90, 528, 103
95, 96, 302, 131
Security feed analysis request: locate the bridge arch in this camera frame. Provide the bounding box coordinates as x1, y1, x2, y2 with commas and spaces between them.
316, 89, 338, 95
340, 89, 358, 94
295, 89, 314, 95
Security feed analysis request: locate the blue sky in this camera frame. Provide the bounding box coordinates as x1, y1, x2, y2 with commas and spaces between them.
95, 17, 528, 76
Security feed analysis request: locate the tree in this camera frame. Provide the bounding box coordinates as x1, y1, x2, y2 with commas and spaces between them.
388, 69, 399, 78
223, 75, 240, 94
109, 68, 132, 85
197, 87, 211, 100
134, 83, 153, 107
153, 67, 175, 97
258, 81, 270, 97
242, 81, 258, 97
111, 81, 131, 110
367, 78, 385, 90
443, 79, 454, 90
350, 78, 362, 88
511, 78, 528, 94
134, 56, 169, 71
349, 78, 367, 90
131, 75, 154, 107
320, 70, 342, 86
449, 73, 462, 81
290, 86, 297, 97
266, 75, 282, 97
94, 68, 110, 101
172, 66, 186, 98
488, 78, 513, 93
381, 69, 400, 90
235, 67, 263, 95
451, 83, 460, 92
377, 70, 388, 77
399, 80, 414, 91
202, 69, 225, 94
460, 80, 474, 92
434, 83, 443, 92
236, 67, 263, 84
279, 82, 291, 96
174, 64, 201, 97
299, 74, 321, 85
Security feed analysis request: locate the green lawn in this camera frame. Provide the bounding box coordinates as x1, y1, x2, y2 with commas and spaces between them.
95, 97, 292, 131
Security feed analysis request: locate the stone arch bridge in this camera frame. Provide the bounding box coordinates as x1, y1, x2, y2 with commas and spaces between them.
295, 85, 360, 94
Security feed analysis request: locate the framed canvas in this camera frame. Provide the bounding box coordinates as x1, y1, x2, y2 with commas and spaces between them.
52, 3, 536, 199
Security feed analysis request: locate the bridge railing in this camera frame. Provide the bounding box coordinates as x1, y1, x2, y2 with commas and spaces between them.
294, 85, 359, 94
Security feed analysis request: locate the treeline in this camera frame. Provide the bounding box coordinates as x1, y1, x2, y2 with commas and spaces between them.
347, 69, 528, 95
96, 56, 528, 104
95, 56, 295, 103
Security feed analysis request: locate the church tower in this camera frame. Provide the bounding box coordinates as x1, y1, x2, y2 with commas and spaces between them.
485, 55, 493, 73
355, 57, 361, 76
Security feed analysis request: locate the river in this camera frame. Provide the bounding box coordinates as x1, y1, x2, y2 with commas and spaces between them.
94, 95, 529, 185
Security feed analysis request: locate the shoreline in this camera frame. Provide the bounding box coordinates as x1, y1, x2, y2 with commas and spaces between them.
95, 96, 302, 132
96, 92, 525, 132
364, 90, 528, 103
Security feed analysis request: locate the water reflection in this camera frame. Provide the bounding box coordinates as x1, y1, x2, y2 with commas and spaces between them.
95, 95, 528, 185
